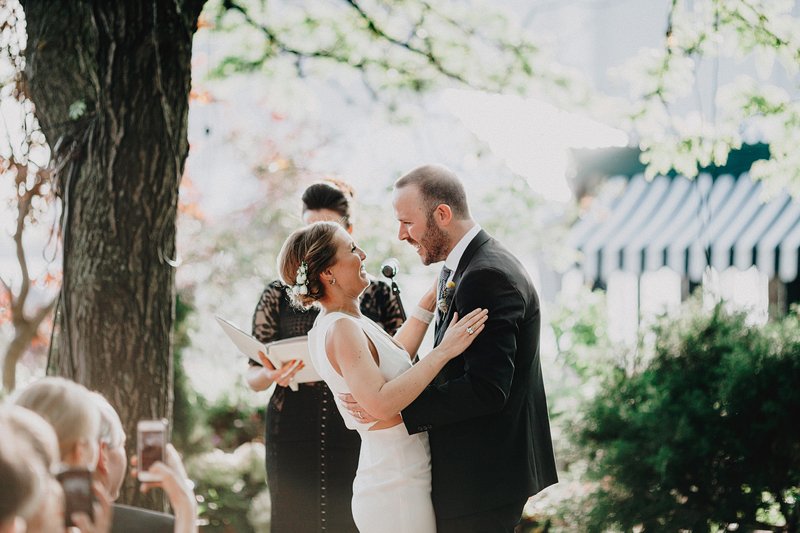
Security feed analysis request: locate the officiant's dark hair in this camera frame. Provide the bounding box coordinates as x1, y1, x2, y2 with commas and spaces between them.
302, 179, 355, 230
395, 164, 470, 219
278, 221, 341, 309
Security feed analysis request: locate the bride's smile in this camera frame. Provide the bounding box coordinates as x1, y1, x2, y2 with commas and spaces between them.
324, 228, 371, 301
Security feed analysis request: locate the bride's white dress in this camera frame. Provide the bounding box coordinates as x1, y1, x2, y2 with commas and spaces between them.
308, 311, 436, 533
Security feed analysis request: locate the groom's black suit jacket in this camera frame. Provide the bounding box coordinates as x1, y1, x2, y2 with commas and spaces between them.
402, 230, 557, 519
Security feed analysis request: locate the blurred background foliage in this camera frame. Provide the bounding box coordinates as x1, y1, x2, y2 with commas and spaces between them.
178, 285, 800, 531
5, 0, 800, 530
519, 296, 800, 532
576, 301, 800, 532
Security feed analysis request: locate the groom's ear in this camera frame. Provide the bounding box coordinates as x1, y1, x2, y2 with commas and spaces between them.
433, 203, 453, 226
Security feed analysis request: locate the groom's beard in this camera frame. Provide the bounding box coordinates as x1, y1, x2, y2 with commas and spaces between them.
418, 213, 449, 266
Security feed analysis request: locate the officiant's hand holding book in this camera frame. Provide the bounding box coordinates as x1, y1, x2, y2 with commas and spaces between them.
216, 315, 321, 391
254, 351, 305, 389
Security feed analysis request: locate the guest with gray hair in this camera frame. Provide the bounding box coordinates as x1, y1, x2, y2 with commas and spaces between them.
13, 377, 112, 532
0, 408, 48, 533
0, 405, 63, 533
89, 391, 197, 533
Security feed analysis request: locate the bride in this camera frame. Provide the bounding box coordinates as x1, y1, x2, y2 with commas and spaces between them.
277, 221, 488, 533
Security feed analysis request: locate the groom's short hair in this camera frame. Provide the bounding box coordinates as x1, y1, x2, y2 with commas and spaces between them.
395, 164, 470, 219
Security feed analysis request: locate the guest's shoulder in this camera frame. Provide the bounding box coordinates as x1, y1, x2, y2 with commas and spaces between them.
111, 504, 174, 533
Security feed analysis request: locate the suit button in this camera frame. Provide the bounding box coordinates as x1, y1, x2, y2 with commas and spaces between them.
417, 426, 424, 432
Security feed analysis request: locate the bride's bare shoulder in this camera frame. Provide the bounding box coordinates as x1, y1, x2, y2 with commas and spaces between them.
324, 315, 368, 352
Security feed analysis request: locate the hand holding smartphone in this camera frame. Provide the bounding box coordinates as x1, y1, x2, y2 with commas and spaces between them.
56, 467, 94, 528
137, 419, 169, 482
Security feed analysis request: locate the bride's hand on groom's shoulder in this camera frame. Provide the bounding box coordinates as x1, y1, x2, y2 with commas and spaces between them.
439, 308, 489, 358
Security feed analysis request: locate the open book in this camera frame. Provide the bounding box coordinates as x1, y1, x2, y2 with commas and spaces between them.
215, 316, 321, 391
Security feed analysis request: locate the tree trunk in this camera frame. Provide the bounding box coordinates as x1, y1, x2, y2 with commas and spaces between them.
21, 0, 204, 506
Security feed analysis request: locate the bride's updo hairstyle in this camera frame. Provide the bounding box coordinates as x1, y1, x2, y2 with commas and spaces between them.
278, 221, 341, 309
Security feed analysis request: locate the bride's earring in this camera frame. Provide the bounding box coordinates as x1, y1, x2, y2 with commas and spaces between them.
329, 278, 336, 285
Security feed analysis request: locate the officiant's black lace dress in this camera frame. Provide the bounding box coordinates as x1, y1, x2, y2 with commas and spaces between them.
250, 278, 404, 533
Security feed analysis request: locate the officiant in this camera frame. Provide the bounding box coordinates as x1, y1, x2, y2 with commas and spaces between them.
243, 179, 405, 533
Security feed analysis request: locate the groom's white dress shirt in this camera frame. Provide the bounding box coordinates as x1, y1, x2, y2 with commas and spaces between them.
442, 224, 482, 284
436, 224, 482, 322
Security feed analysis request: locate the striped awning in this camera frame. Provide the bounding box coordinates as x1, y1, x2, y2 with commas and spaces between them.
569, 173, 800, 283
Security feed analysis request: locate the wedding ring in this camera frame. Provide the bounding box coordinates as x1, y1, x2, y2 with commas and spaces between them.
467, 326, 474, 335
356, 411, 363, 419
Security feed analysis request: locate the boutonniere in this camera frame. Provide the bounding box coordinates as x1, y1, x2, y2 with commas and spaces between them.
437, 280, 456, 314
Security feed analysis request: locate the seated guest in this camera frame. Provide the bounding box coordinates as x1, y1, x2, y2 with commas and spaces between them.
90, 392, 197, 533
14, 377, 101, 469
0, 408, 47, 533
0, 405, 63, 533
1, 405, 60, 468
13, 377, 112, 532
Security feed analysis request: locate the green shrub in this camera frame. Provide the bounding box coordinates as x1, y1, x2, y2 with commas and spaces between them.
186, 441, 268, 532
184, 398, 267, 530
173, 291, 205, 454
204, 397, 265, 451
531, 287, 634, 531
578, 302, 800, 532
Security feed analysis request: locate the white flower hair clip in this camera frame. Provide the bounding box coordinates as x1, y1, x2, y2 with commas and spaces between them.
292, 260, 309, 295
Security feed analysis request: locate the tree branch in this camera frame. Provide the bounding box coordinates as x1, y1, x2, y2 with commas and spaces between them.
337, 0, 468, 84
221, 0, 441, 85
13, 177, 32, 317
0, 276, 11, 298
32, 295, 57, 324
733, 0, 794, 50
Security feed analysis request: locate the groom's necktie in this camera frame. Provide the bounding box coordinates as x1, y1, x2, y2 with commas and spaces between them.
435, 266, 453, 330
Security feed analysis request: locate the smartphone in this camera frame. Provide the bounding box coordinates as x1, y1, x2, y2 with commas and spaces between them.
56, 467, 93, 527
137, 419, 168, 482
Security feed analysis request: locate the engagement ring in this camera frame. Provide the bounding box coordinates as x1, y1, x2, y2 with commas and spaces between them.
467, 326, 474, 335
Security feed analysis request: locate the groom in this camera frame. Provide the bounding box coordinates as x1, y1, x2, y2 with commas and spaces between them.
393, 164, 557, 532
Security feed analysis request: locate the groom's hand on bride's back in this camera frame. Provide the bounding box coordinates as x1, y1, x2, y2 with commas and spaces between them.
337, 393, 379, 423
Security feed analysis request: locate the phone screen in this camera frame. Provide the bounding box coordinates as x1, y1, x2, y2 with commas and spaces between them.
137, 419, 168, 482
56, 468, 93, 527
139, 429, 165, 472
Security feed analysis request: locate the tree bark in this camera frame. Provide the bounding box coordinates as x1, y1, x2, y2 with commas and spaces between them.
21, 0, 205, 506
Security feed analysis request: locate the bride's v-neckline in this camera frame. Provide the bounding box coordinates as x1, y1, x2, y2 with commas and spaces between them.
365, 318, 407, 353
327, 311, 407, 354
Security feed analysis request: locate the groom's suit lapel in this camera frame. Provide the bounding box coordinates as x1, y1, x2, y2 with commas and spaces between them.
434, 230, 491, 346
